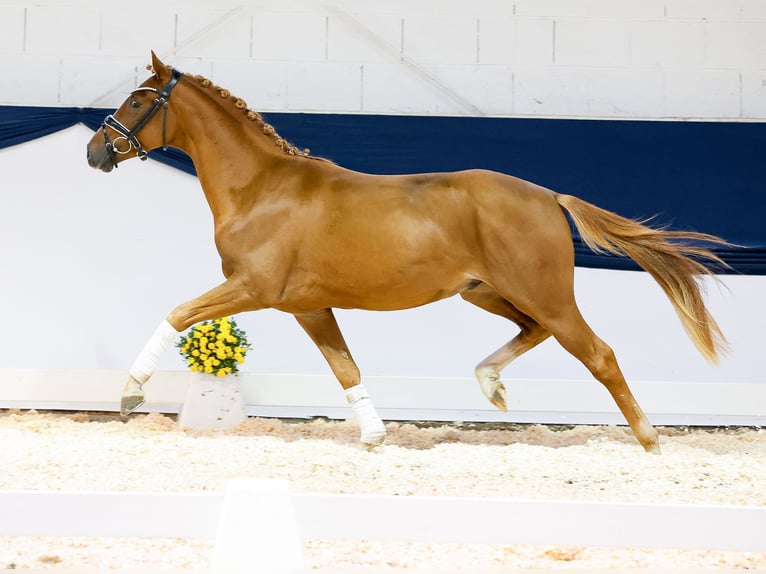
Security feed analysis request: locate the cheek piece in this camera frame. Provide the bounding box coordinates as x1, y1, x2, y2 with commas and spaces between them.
100, 68, 183, 168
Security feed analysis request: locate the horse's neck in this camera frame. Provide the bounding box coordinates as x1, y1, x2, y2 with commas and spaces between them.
174, 96, 280, 222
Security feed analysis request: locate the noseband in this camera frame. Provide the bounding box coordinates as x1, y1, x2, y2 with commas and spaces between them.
101, 68, 182, 167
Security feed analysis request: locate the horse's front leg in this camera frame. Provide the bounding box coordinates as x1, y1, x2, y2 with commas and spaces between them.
294, 308, 386, 447
120, 319, 179, 414
121, 277, 254, 415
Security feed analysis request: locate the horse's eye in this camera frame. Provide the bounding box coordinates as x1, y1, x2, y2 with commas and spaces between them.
130, 100, 141, 109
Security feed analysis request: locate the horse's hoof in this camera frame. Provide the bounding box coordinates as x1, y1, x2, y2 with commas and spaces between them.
489, 385, 508, 412
120, 394, 145, 416
361, 429, 386, 448
642, 438, 662, 455
476, 369, 508, 412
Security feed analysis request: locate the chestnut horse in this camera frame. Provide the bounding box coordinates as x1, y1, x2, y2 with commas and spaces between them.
87, 52, 729, 453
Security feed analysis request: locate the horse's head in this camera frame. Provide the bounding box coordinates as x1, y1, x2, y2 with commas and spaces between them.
87, 52, 182, 173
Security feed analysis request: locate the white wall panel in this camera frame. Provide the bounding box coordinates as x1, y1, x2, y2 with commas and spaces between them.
554, 20, 631, 67
741, 70, 766, 117
512, 18, 556, 67
705, 22, 766, 70
428, 65, 513, 116
514, 0, 664, 19
513, 67, 664, 117
662, 69, 741, 118
0, 54, 60, 105
24, 5, 100, 56
60, 56, 146, 107
211, 59, 288, 111
99, 8, 177, 58
665, 0, 766, 20
176, 9, 252, 59
476, 16, 515, 66
0, 2, 764, 117
250, 12, 327, 62
361, 63, 462, 115
326, 13, 402, 64
630, 21, 706, 69
286, 63, 362, 111
0, 6, 25, 53
402, 16, 478, 66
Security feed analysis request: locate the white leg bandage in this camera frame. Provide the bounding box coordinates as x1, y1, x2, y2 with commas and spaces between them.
129, 319, 180, 385
345, 384, 386, 446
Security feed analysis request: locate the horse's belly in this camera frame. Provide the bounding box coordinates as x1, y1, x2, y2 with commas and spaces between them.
337, 282, 467, 311
277, 271, 474, 313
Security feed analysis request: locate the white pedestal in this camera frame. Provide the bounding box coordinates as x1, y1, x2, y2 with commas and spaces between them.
177, 373, 247, 431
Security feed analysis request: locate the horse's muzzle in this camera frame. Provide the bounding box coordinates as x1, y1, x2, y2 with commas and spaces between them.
86, 142, 116, 173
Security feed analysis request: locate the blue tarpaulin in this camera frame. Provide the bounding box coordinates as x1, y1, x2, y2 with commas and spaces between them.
2, 105, 763, 273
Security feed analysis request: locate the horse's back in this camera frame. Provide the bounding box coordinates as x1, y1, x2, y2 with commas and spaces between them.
300, 162, 574, 270
313, 164, 560, 223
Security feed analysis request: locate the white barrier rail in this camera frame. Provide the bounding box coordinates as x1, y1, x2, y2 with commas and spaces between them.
1, 480, 764, 558
1, 369, 765, 427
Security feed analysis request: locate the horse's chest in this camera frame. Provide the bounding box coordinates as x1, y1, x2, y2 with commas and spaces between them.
214, 222, 295, 274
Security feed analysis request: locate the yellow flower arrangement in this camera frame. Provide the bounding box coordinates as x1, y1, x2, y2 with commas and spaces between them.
177, 316, 251, 377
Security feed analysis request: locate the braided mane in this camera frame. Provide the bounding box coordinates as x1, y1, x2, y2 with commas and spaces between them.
177, 69, 323, 160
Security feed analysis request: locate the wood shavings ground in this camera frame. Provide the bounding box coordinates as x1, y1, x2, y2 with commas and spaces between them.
0, 410, 764, 571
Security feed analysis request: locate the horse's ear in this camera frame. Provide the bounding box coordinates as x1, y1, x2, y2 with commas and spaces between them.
150, 51, 170, 82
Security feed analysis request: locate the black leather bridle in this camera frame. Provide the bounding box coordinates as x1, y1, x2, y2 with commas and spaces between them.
101, 68, 183, 167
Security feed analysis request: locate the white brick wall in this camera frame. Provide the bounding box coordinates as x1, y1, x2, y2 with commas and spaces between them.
24, 6, 101, 56
99, 8, 177, 57
555, 20, 632, 67
742, 70, 766, 116
362, 63, 460, 114
327, 13, 402, 64
403, 16, 478, 65
249, 12, 327, 61
706, 22, 766, 69
0, 54, 61, 105
0, 6, 25, 53
0, 0, 764, 119
510, 18, 556, 67
630, 21, 706, 69
514, 0, 665, 20
664, 69, 742, 118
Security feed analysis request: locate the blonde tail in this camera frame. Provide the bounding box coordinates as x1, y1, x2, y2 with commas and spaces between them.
555, 193, 730, 363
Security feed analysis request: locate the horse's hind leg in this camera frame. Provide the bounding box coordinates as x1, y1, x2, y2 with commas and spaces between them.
537, 306, 661, 454
294, 308, 386, 447
460, 283, 550, 411
474, 271, 658, 451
